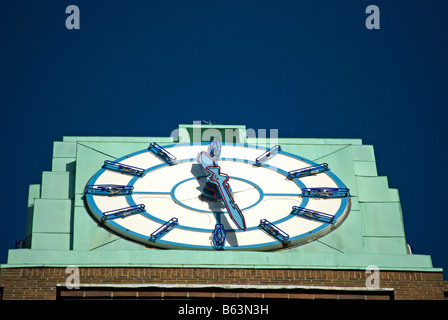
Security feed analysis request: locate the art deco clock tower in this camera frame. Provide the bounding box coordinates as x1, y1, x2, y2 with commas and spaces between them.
1, 123, 446, 300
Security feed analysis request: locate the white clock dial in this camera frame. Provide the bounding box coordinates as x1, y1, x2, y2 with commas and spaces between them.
84, 143, 351, 251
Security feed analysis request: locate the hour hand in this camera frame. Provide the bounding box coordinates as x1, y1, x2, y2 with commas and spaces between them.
205, 165, 247, 231
197, 151, 246, 231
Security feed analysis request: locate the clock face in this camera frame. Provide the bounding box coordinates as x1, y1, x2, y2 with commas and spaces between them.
84, 142, 351, 251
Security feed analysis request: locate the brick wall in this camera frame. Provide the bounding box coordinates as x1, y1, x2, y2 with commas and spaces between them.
0, 267, 447, 300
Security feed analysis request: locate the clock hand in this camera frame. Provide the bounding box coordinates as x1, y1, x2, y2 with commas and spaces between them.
207, 136, 221, 162
205, 165, 247, 231
197, 151, 247, 231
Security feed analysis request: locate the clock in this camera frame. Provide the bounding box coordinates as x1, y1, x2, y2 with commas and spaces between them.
84, 140, 351, 251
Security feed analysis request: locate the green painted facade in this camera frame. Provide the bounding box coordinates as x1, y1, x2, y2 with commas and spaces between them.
1, 124, 441, 272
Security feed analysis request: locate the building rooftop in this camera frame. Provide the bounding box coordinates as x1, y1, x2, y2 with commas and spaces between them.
1, 124, 441, 273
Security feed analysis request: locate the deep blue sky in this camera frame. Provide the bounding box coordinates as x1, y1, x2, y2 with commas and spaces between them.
1, 1, 447, 278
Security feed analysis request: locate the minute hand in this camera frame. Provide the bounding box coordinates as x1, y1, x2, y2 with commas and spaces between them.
205, 165, 247, 231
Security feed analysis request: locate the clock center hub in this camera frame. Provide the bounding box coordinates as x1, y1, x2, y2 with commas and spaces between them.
172, 176, 263, 214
